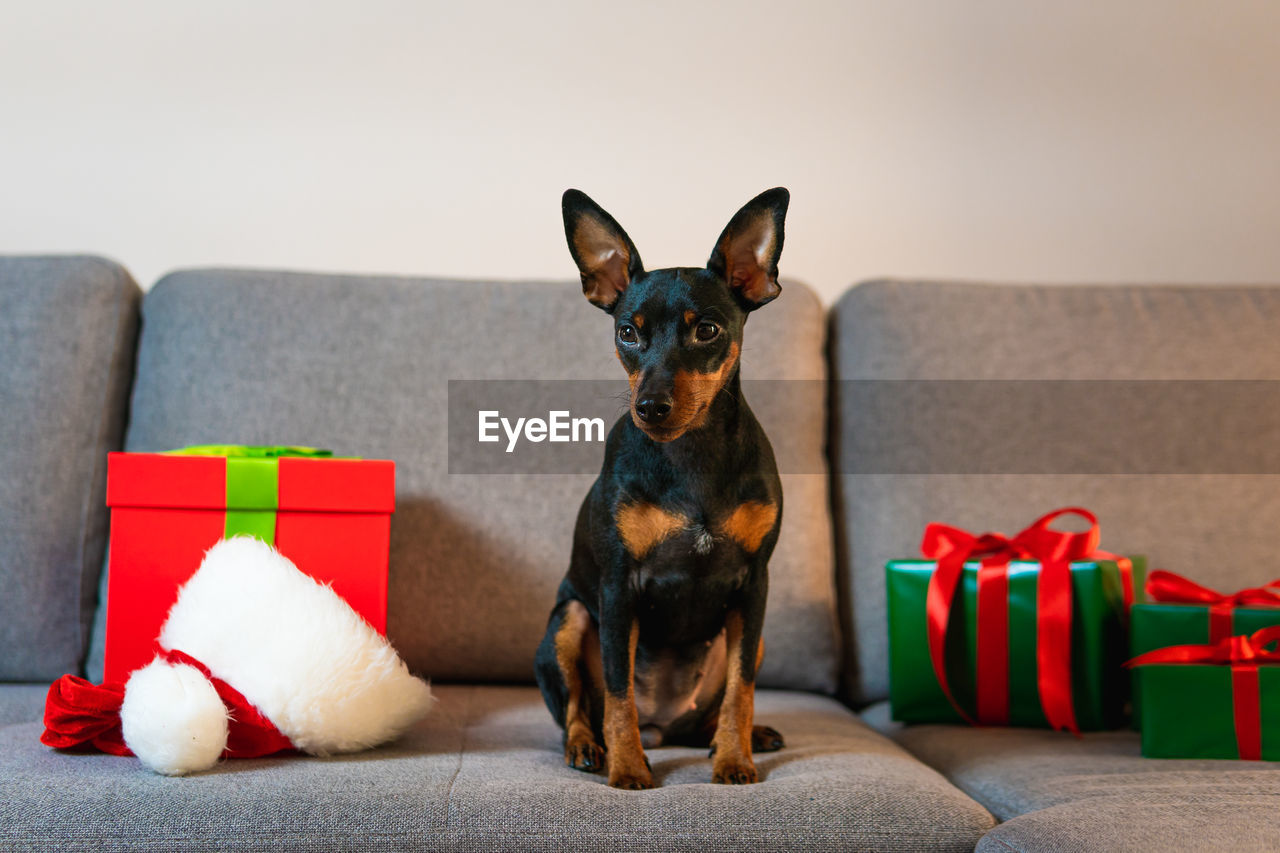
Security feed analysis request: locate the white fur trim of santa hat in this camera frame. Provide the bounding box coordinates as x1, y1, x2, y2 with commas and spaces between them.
121, 537, 432, 775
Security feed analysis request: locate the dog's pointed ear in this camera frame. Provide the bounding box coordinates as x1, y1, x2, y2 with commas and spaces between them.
562, 189, 644, 313
707, 187, 789, 310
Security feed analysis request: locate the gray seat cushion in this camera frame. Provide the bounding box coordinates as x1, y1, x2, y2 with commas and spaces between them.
2, 686, 993, 852
91, 269, 840, 693
0, 684, 50, 726
977, 800, 1280, 853
0, 256, 140, 681
886, 714, 1280, 852
830, 280, 1280, 705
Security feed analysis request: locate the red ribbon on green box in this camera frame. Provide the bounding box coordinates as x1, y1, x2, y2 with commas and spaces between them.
1145, 570, 1280, 645
164, 445, 335, 543
921, 507, 1134, 734
1128, 625, 1280, 760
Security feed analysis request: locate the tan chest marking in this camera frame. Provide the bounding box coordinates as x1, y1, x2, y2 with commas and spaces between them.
717, 501, 778, 553
615, 502, 689, 559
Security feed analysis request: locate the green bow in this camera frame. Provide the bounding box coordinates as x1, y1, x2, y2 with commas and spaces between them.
167, 445, 334, 459
166, 445, 337, 542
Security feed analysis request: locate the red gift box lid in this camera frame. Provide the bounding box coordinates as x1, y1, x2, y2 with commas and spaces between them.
106, 452, 395, 513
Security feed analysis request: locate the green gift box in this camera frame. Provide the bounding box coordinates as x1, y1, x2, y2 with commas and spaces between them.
1130, 627, 1280, 760
1129, 570, 1280, 725
889, 557, 1140, 730
1131, 570, 1280, 655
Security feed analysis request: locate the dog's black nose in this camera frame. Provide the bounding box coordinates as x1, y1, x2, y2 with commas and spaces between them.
636, 396, 673, 424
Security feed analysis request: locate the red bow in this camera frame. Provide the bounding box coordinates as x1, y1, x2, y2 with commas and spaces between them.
1127, 626, 1280, 760
1128, 624, 1280, 668
1146, 570, 1280, 644
41, 648, 294, 760
921, 507, 1133, 734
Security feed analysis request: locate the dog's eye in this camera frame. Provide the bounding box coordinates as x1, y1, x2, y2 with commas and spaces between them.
695, 321, 720, 342
618, 324, 638, 344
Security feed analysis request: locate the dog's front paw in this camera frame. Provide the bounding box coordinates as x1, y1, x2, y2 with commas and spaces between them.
608, 753, 655, 790
608, 767, 655, 790
712, 755, 758, 785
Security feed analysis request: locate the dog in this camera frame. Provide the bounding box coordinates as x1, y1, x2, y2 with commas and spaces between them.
534, 188, 789, 789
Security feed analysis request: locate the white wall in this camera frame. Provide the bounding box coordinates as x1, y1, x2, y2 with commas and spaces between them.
3, 0, 1279, 302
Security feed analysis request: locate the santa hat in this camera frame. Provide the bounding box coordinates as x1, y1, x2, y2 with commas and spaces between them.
42, 537, 433, 775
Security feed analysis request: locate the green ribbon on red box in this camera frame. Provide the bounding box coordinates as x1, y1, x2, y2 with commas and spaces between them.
1145, 570, 1280, 645
165, 445, 335, 543
1128, 625, 1280, 760
922, 507, 1134, 735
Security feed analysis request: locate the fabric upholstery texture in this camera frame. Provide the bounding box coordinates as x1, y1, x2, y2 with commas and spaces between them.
2, 685, 993, 852
95, 269, 840, 692
889, 711, 1280, 820
890, 717, 1280, 852
0, 684, 51, 726
977, 800, 1280, 853
829, 280, 1280, 705
0, 256, 140, 681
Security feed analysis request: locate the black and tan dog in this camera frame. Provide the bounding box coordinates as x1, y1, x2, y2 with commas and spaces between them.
534, 188, 789, 789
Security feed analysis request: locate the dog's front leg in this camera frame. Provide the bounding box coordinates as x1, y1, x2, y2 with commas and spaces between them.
712, 579, 767, 784
599, 587, 652, 790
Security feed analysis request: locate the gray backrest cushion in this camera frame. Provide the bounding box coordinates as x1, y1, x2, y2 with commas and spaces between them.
0, 256, 140, 681
830, 280, 1280, 706
103, 269, 840, 692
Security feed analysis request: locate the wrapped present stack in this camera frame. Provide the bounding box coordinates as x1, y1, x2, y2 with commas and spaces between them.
887, 505, 1280, 760
1127, 571, 1280, 759
103, 445, 395, 683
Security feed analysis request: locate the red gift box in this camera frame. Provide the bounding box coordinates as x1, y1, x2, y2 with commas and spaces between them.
103, 448, 395, 683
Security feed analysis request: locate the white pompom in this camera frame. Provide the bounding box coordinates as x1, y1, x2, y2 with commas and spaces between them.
120, 659, 228, 776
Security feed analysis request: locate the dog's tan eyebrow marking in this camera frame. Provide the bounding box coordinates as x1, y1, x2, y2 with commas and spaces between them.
615, 502, 687, 559
683, 310, 696, 326
717, 501, 778, 553
632, 314, 644, 329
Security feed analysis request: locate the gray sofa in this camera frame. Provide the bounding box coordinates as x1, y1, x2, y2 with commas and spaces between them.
2, 255, 1279, 852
